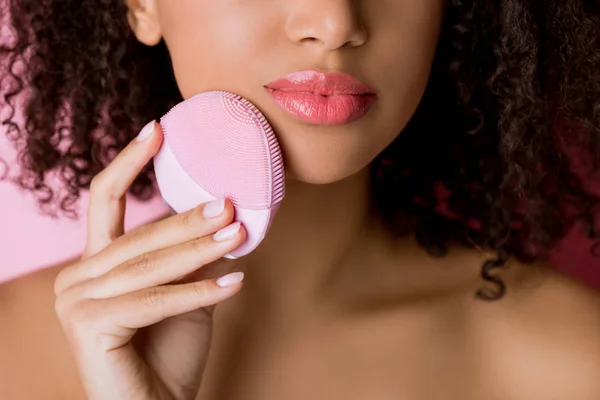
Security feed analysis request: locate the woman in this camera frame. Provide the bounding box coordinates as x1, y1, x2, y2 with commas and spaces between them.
1, 1, 600, 399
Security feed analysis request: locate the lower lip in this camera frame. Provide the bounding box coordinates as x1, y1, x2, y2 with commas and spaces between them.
265, 89, 376, 126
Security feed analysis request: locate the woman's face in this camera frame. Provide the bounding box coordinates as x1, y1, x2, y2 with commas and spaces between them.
128, 0, 445, 184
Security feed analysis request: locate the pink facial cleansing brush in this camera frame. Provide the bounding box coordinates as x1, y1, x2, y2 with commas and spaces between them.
153, 91, 285, 258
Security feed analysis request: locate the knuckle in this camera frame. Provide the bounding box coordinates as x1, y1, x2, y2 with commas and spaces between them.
125, 253, 157, 277
70, 309, 102, 339
89, 172, 109, 196
54, 290, 108, 341
54, 285, 81, 320
180, 207, 200, 230
191, 281, 210, 300
55, 296, 92, 332
190, 236, 209, 254
53, 271, 69, 296
138, 286, 167, 309
53, 262, 83, 295
54, 295, 72, 321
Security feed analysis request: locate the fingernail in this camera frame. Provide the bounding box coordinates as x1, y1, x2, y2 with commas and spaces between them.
203, 198, 226, 218
216, 272, 244, 288
213, 222, 241, 242
137, 120, 156, 142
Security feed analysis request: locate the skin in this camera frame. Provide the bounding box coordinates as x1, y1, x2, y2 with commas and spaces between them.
137, 0, 443, 184
1, 0, 600, 399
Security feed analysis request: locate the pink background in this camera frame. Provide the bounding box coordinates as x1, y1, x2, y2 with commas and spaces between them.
0, 130, 169, 282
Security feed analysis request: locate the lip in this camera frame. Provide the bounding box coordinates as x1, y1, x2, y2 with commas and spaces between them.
264, 70, 377, 126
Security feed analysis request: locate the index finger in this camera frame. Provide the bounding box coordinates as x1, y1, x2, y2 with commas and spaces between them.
85, 120, 163, 257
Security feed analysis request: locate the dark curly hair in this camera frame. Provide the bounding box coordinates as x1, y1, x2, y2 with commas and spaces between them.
2, 0, 600, 300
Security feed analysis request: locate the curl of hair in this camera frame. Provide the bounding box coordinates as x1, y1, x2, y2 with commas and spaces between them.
2, 0, 600, 299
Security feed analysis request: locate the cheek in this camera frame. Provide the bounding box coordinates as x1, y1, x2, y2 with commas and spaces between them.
157, 1, 279, 99
365, 7, 444, 148
375, 8, 444, 115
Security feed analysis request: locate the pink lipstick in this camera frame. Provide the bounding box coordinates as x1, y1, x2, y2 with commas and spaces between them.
264, 70, 377, 126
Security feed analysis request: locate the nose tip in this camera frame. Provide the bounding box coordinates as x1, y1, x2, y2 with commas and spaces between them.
286, 1, 368, 51
321, 20, 368, 50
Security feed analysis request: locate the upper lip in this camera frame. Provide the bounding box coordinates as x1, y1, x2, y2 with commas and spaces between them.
264, 70, 376, 96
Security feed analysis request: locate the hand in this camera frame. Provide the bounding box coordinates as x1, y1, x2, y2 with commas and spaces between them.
54, 121, 246, 400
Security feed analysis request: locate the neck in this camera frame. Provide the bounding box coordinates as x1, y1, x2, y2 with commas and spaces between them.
241, 167, 378, 304
237, 168, 494, 311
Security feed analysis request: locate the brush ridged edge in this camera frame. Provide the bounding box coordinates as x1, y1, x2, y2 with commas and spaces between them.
219, 92, 286, 206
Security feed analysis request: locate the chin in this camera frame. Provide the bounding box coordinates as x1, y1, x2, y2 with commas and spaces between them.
283, 157, 372, 186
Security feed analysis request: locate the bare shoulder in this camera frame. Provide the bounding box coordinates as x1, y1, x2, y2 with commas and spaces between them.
0, 263, 85, 400
511, 263, 600, 341
473, 262, 600, 399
